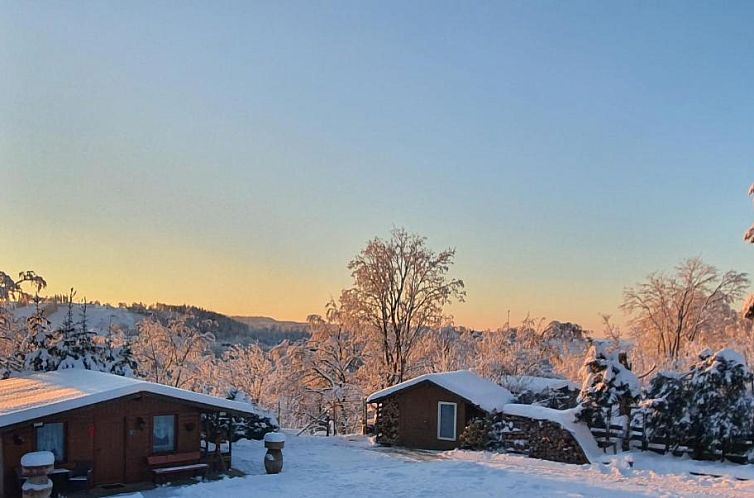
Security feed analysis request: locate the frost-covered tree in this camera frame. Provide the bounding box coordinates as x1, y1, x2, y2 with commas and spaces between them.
340, 228, 465, 387
687, 349, 753, 460
622, 257, 748, 363
475, 317, 556, 381
744, 182, 754, 245
220, 343, 275, 406
743, 183, 754, 320
133, 315, 214, 389
577, 341, 640, 448
304, 300, 364, 434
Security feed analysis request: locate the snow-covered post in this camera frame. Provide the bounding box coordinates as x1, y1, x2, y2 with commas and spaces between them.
264, 432, 286, 474
20, 451, 54, 498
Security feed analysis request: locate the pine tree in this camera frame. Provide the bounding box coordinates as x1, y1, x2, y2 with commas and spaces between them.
687, 349, 753, 460
104, 331, 137, 376
576, 341, 640, 448
640, 372, 690, 453
57, 292, 103, 370
20, 295, 61, 372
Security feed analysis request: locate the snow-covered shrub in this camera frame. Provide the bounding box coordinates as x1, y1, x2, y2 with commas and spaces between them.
202, 389, 278, 448
687, 349, 753, 460
459, 416, 491, 450
576, 341, 640, 428
640, 372, 690, 452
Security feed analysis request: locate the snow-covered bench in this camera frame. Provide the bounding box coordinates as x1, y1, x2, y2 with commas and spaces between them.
147, 452, 208, 483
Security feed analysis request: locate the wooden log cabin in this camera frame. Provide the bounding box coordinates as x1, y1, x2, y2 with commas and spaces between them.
0, 369, 274, 497
367, 370, 514, 450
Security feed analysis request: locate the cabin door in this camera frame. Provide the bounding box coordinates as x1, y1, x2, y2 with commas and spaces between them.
94, 416, 125, 485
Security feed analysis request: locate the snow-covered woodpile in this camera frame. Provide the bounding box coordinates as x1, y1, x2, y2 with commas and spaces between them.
489, 413, 589, 465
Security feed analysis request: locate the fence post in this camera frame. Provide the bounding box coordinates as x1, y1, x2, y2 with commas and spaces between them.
361, 398, 368, 435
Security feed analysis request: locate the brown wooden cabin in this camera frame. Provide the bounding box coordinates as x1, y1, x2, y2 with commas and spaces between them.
367, 370, 514, 450
0, 369, 268, 497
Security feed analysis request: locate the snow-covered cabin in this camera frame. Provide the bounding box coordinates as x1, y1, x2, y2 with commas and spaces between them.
367, 370, 513, 450
0, 369, 274, 497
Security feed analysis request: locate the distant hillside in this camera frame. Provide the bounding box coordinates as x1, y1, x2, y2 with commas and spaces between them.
135, 304, 310, 350
231, 315, 310, 348
10, 302, 310, 351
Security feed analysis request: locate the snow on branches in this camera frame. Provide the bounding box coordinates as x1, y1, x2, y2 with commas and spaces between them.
576, 341, 640, 430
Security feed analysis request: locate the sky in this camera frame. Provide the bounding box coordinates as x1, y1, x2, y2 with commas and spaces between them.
1, 1, 753, 332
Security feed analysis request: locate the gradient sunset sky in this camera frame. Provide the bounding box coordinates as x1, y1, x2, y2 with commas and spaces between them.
2, 1, 753, 331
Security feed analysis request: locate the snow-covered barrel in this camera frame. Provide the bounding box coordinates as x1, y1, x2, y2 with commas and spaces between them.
263, 431, 285, 474
20, 451, 54, 498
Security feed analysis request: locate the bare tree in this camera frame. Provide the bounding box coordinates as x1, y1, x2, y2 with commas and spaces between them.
621, 257, 748, 362
743, 183, 754, 320
133, 315, 214, 389
744, 183, 754, 245
304, 300, 364, 433
340, 228, 465, 387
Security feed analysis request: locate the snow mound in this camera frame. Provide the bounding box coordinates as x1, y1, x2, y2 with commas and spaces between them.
21, 451, 54, 467
715, 348, 746, 366
367, 370, 514, 413
264, 432, 286, 443
502, 404, 602, 463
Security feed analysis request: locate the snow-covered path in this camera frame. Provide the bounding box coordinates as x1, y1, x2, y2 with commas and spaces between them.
125, 435, 754, 498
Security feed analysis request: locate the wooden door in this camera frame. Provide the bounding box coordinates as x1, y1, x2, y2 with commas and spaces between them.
94, 417, 125, 485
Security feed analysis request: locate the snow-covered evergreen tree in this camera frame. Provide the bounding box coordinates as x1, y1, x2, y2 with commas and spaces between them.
103, 329, 137, 376
687, 348, 753, 460
57, 294, 107, 371
640, 372, 690, 452
20, 296, 61, 372
576, 341, 640, 444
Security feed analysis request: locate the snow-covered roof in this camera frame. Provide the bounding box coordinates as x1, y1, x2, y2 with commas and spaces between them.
500, 375, 578, 394
367, 370, 514, 413
502, 404, 601, 463
0, 369, 276, 429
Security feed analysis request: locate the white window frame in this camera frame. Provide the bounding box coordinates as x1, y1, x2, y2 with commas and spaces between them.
437, 401, 457, 441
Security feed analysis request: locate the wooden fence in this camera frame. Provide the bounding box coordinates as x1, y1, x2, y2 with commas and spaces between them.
588, 409, 753, 463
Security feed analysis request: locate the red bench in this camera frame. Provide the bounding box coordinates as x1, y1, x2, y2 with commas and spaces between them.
147, 452, 208, 483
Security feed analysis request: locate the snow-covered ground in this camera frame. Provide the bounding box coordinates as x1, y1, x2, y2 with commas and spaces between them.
117, 434, 754, 498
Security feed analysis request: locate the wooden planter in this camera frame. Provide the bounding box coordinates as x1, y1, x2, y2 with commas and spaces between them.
263, 433, 285, 474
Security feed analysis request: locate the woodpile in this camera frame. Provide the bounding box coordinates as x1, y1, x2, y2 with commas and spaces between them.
491, 414, 589, 465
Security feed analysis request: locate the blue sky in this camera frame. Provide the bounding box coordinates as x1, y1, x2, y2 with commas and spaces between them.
1, 1, 753, 330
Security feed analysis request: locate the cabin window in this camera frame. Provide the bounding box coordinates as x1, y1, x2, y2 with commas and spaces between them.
437, 402, 457, 441
153, 415, 176, 453
36, 422, 65, 463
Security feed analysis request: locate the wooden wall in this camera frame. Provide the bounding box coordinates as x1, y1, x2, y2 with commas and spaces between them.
1, 393, 203, 497
393, 383, 475, 450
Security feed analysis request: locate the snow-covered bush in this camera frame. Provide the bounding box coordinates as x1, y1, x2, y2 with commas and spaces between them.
640, 372, 690, 452
687, 349, 753, 460
202, 389, 278, 448
576, 341, 640, 428
640, 348, 754, 460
